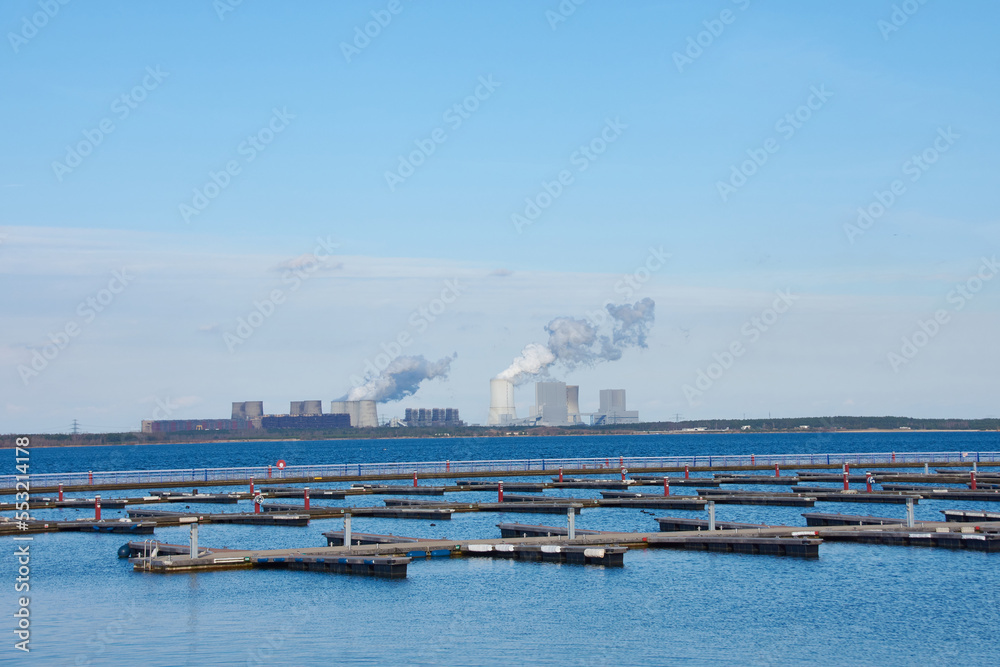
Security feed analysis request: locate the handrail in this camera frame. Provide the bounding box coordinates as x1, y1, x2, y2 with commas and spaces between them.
1, 451, 996, 488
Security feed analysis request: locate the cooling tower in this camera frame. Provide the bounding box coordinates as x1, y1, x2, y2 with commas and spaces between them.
566, 385, 580, 424
232, 402, 246, 419
356, 400, 378, 428
289, 401, 304, 416
303, 400, 323, 416
244, 401, 264, 418
330, 400, 378, 427
487, 378, 517, 426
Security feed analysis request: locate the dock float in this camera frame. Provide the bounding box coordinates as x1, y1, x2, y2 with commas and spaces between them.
460, 543, 627, 566
694, 491, 817, 507
127, 508, 310, 526
322, 531, 431, 546
646, 535, 821, 558
655, 517, 770, 532
497, 523, 611, 538
816, 527, 1000, 552
801, 512, 904, 527
630, 476, 722, 487
941, 509, 1000, 522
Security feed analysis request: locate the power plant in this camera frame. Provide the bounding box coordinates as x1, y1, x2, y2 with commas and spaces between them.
486, 380, 638, 426
329, 400, 379, 428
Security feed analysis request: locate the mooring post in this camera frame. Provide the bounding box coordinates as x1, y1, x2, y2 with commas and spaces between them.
58, 484, 63, 502
663, 477, 670, 496
254, 494, 261, 514
94, 495, 101, 521
707, 501, 716, 531
446, 460, 450, 473
845, 462, 850, 475
344, 513, 352, 548
567, 506, 576, 540
620, 467, 626, 483
924, 463, 929, 475
558, 467, 563, 483
189, 522, 199, 559
843, 471, 849, 491
774, 464, 780, 478
866, 474, 874, 493
906, 497, 915, 528
971, 472, 977, 491
498, 481, 504, 503
88, 471, 93, 485
973, 461, 978, 473
413, 472, 418, 488
685, 465, 689, 480
268, 465, 272, 479
304, 487, 310, 510
250, 478, 255, 497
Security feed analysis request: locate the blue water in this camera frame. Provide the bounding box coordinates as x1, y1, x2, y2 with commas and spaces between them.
4, 433, 999, 665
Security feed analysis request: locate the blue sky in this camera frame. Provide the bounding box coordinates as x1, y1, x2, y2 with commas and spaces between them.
2, 1, 999, 432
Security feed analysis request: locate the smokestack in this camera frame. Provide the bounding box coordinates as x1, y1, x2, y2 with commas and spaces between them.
487, 378, 517, 426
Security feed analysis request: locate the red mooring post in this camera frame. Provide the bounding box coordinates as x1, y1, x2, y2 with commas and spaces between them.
751, 455, 755, 466
558, 467, 563, 483
891, 452, 896, 462
254, 494, 260, 514
250, 479, 255, 497
663, 478, 670, 496
304, 487, 310, 510
846, 462, 851, 474
267, 465, 272, 479
413, 472, 418, 488
58, 484, 64, 502
620, 456, 624, 468
971, 471, 978, 490
446, 460, 450, 473
94, 495, 101, 521
775, 464, 780, 478
866, 475, 873, 493
88, 471, 93, 485
843, 471, 849, 491
621, 468, 626, 482
498, 481, 504, 502
685, 465, 690, 480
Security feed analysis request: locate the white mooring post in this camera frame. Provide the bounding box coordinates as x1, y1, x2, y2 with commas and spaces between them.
906, 497, 915, 528
708, 501, 716, 531
344, 513, 352, 548
189, 522, 199, 558
567, 506, 576, 540
924, 463, 929, 475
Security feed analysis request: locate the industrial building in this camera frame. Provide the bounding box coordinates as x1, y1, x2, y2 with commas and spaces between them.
404, 408, 462, 428
142, 399, 373, 432
592, 389, 639, 425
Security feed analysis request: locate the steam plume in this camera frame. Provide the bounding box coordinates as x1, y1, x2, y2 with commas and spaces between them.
344, 354, 454, 402
496, 298, 654, 385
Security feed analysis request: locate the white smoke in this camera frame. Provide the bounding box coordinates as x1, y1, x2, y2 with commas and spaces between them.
344, 354, 454, 402
496, 299, 655, 385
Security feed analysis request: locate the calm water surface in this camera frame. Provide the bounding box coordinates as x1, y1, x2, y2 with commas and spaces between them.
4, 433, 998, 665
